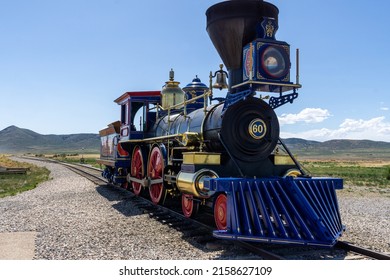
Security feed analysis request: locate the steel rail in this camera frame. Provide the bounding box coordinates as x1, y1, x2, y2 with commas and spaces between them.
234, 241, 285, 260
336, 241, 390, 260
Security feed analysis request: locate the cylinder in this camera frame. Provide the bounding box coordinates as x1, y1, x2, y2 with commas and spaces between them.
176, 169, 218, 198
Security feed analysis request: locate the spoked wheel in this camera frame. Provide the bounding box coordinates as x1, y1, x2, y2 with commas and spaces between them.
148, 146, 165, 204
214, 193, 227, 230
182, 194, 199, 218
131, 146, 144, 196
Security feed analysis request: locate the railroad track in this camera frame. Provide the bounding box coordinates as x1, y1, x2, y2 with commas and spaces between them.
18, 156, 390, 260
19, 156, 106, 185
335, 241, 390, 260
244, 241, 390, 260
58, 162, 107, 186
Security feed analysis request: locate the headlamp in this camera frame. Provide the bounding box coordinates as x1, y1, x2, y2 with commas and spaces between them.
260, 45, 290, 80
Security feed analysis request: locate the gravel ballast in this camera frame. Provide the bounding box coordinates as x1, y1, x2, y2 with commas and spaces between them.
338, 191, 390, 253
0, 159, 228, 259
0, 158, 389, 259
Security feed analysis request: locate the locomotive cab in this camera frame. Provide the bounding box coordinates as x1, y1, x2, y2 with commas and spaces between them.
114, 91, 161, 141
97, 91, 161, 186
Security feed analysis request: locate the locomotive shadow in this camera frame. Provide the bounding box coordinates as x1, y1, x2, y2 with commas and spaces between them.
93, 185, 241, 257
95, 184, 146, 217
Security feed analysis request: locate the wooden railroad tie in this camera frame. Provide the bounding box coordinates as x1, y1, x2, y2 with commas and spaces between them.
0, 166, 30, 175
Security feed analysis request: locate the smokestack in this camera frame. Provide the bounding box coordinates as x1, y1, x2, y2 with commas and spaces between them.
206, 0, 278, 91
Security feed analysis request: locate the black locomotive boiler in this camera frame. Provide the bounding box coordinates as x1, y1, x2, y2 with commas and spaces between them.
98, 0, 345, 247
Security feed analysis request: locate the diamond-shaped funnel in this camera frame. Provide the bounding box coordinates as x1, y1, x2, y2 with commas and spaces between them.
206, 0, 278, 89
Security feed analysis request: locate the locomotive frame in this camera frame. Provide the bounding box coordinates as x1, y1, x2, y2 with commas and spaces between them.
97, 0, 345, 247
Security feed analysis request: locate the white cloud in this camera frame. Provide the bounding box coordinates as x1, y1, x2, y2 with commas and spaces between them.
278, 108, 331, 125
280, 116, 390, 142
379, 102, 388, 111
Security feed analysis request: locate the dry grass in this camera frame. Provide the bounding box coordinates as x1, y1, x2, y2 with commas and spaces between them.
301, 159, 390, 197
0, 155, 50, 198
0, 154, 27, 168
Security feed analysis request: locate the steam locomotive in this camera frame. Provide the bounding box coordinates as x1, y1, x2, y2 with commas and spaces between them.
98, 0, 345, 247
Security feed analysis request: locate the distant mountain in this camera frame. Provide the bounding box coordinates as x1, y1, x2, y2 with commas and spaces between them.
282, 138, 321, 150
0, 126, 100, 153
1, 125, 389, 159
282, 138, 390, 159
283, 138, 390, 150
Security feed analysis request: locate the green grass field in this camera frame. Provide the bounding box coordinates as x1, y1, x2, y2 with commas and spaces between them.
301, 160, 390, 190
0, 155, 50, 198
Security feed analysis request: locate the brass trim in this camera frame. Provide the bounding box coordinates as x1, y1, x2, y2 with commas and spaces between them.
182, 132, 200, 146
120, 134, 182, 144
183, 152, 221, 165
274, 154, 295, 165
232, 80, 302, 90
248, 118, 267, 140
284, 169, 302, 177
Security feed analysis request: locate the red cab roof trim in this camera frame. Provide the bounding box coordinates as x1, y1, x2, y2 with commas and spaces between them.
114, 91, 161, 104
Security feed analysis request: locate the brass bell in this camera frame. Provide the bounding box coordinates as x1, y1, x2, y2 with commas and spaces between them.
212, 64, 229, 90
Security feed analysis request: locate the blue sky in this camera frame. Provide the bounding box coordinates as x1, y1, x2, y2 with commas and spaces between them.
1, 0, 389, 142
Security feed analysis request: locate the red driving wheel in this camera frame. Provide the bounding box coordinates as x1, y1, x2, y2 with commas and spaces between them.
214, 193, 227, 230
131, 146, 144, 196
148, 146, 165, 204
182, 194, 199, 218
